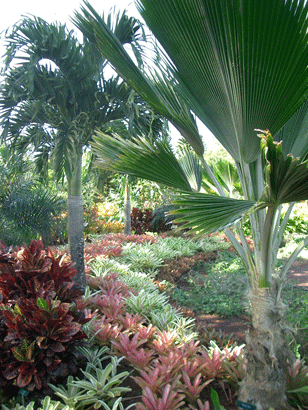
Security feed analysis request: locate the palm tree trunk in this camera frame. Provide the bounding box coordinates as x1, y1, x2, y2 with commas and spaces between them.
124, 175, 131, 235
67, 146, 86, 291
238, 204, 293, 409
239, 283, 292, 410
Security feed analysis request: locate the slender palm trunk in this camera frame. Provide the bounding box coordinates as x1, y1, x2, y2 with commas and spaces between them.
233, 162, 293, 409
67, 145, 86, 291
239, 284, 292, 409
124, 175, 131, 235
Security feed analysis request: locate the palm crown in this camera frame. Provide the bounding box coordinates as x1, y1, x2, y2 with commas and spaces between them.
0, 10, 162, 289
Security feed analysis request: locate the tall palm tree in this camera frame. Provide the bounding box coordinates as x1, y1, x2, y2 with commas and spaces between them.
74, 1, 308, 407
0, 12, 161, 290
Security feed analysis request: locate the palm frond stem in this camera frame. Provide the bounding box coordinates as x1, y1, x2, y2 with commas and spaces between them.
199, 156, 225, 196
199, 155, 252, 266
277, 202, 295, 250
260, 206, 278, 287
270, 205, 283, 273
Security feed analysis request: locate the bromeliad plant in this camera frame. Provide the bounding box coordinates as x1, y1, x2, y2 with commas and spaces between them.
0, 240, 91, 393
74, 1, 308, 408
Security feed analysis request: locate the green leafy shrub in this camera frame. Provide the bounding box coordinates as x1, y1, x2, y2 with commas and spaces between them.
121, 242, 164, 274
282, 203, 308, 234
2, 396, 71, 410
84, 201, 124, 236
150, 204, 177, 233
50, 347, 133, 410
0, 183, 66, 247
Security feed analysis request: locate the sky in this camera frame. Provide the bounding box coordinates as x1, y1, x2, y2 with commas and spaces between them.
0, 0, 216, 149
0, 0, 137, 52
0, 0, 136, 32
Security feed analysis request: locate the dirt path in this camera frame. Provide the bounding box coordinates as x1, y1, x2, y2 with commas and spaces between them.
196, 260, 308, 342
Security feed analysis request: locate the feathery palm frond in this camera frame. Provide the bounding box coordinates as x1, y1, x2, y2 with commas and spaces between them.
0, 182, 65, 245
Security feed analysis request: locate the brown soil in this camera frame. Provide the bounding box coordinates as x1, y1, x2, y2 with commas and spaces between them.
194, 260, 308, 342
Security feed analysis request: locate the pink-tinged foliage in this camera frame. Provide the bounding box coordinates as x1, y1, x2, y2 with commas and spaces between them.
84, 243, 122, 262
286, 359, 308, 409
86, 273, 136, 306
90, 293, 126, 319
134, 367, 170, 395
188, 399, 211, 410
135, 323, 157, 341
287, 358, 308, 390
112, 332, 155, 370
85, 273, 136, 319
85, 234, 157, 248
221, 345, 246, 384
153, 350, 185, 382
181, 356, 209, 379
197, 347, 226, 379
150, 330, 177, 354
135, 384, 186, 410
95, 273, 134, 298
100, 233, 157, 245
133, 340, 240, 408
117, 313, 146, 332
178, 373, 213, 403
89, 316, 123, 346
58, 233, 157, 265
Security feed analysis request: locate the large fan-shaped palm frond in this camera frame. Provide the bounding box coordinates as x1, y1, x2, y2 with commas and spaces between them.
178, 147, 202, 192
135, 0, 308, 163
91, 131, 193, 191
275, 99, 308, 160
73, 1, 204, 157
202, 158, 242, 198
91, 130, 254, 234
172, 192, 255, 235
75, 0, 308, 163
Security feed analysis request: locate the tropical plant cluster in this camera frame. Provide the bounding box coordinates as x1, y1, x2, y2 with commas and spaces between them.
3, 0, 308, 407
0, 240, 91, 396
1, 235, 308, 409
84, 202, 125, 237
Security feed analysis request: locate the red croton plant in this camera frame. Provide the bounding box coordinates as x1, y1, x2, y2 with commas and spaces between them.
0, 240, 92, 393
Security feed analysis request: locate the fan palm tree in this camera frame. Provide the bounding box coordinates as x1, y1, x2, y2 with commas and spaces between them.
0, 12, 162, 290
74, 1, 308, 407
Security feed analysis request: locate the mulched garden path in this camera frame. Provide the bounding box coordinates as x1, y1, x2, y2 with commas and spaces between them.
195, 260, 308, 342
